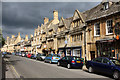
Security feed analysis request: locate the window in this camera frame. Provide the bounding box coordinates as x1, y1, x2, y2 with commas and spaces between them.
81, 34, 82, 41
72, 36, 74, 42
106, 20, 113, 35
103, 58, 109, 64
74, 35, 76, 42
94, 22, 100, 36
93, 58, 102, 63
104, 2, 109, 10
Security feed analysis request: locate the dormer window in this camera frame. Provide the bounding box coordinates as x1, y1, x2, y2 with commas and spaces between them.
104, 2, 109, 10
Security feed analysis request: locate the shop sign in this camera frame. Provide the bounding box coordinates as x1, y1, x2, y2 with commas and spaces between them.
116, 35, 119, 40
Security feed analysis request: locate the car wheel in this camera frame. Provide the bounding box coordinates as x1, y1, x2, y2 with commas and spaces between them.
39, 58, 42, 61
44, 60, 46, 63
67, 64, 71, 69
88, 66, 93, 73
57, 62, 60, 66
49, 61, 52, 64
113, 71, 119, 79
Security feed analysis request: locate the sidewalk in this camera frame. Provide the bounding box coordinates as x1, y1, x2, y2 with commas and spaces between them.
4, 58, 20, 79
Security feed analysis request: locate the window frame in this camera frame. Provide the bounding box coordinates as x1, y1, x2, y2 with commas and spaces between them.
94, 22, 100, 36
106, 19, 113, 35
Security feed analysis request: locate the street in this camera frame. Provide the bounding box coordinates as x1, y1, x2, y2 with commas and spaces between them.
3, 55, 113, 79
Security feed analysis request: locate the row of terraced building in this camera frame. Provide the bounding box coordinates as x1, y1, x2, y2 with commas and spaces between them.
2, 0, 120, 60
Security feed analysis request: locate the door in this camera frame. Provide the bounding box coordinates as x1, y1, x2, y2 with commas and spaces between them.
101, 58, 113, 74
90, 51, 95, 60
60, 57, 66, 66
92, 57, 103, 72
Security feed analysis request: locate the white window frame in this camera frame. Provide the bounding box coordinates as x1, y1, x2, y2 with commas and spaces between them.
104, 2, 109, 10
106, 19, 113, 35
94, 22, 100, 36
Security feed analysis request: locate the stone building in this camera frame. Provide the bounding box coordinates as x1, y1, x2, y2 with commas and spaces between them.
85, 1, 120, 60
2, 0, 120, 60
2, 32, 22, 53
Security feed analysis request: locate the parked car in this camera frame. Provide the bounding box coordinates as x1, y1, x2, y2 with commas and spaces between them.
86, 57, 120, 79
36, 53, 46, 61
57, 56, 84, 69
12, 52, 15, 55
18, 52, 22, 56
2, 54, 4, 58
21, 52, 27, 57
44, 54, 60, 63
15, 52, 19, 56
31, 54, 36, 59
27, 53, 32, 58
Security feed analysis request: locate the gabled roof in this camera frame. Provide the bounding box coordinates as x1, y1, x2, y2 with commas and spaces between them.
72, 9, 85, 23
58, 17, 64, 27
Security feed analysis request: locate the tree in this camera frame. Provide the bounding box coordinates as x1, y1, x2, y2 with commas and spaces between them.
0, 29, 5, 48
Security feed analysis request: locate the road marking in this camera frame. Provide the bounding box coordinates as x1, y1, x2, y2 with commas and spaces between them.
6, 58, 22, 80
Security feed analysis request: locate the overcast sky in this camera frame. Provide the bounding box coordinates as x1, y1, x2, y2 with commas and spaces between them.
2, 2, 100, 39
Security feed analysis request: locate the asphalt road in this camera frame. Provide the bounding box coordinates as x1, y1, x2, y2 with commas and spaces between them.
5, 55, 113, 79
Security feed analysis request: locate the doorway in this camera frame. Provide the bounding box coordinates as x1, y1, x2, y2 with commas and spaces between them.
90, 51, 95, 60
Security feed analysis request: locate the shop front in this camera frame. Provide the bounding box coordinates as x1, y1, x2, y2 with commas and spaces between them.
58, 46, 82, 58
96, 38, 116, 58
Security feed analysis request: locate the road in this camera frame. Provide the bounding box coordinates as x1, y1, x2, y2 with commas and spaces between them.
5, 55, 113, 79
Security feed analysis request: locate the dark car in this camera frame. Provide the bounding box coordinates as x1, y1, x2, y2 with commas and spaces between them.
31, 54, 36, 59
57, 56, 84, 69
15, 52, 19, 56
86, 57, 120, 79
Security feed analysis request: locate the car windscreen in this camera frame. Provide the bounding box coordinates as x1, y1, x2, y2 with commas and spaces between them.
73, 57, 81, 60
41, 54, 46, 56
110, 59, 120, 66
53, 54, 60, 57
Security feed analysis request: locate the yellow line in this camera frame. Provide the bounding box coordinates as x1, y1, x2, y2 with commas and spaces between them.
11, 65, 20, 77
6, 59, 22, 80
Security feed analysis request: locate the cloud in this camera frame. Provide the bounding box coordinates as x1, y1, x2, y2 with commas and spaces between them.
2, 2, 100, 39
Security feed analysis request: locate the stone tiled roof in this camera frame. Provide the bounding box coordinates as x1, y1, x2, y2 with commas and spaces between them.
64, 17, 73, 29
83, 2, 120, 21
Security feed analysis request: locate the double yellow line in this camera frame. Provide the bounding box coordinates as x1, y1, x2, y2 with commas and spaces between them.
6, 59, 22, 80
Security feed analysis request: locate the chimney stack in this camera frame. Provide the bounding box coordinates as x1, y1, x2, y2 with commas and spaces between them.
25, 35, 28, 41
30, 34, 33, 38
18, 32, 20, 37
44, 17, 49, 24
11, 35, 15, 38
53, 10, 58, 20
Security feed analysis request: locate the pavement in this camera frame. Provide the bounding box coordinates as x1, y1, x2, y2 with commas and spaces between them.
3, 55, 113, 79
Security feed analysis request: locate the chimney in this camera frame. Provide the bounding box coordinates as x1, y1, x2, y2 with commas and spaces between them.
25, 35, 28, 41
18, 32, 20, 37
11, 35, 15, 38
44, 17, 49, 24
30, 34, 33, 38
7, 36, 9, 41
53, 10, 58, 20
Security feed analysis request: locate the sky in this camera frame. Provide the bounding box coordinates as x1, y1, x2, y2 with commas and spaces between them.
2, 2, 100, 39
